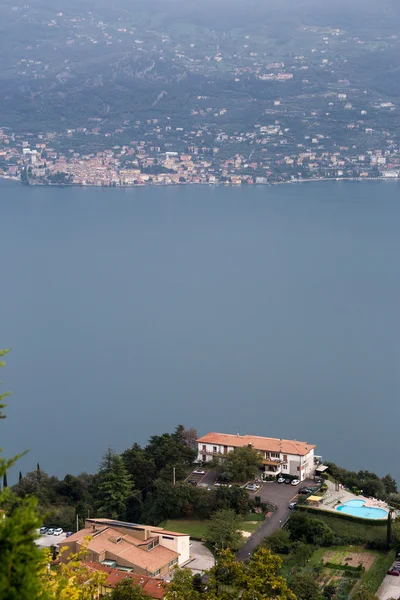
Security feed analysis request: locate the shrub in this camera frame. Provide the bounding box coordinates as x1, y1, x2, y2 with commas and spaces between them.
264, 529, 292, 554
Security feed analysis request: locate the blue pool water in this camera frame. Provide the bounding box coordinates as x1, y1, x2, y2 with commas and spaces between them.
336, 500, 388, 519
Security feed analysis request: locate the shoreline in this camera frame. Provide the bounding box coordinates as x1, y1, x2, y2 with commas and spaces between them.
0, 174, 399, 188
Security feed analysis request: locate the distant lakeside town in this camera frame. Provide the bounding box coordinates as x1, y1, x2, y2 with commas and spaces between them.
1, 125, 400, 189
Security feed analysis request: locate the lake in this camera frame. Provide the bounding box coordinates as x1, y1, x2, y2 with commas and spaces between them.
0, 179, 399, 482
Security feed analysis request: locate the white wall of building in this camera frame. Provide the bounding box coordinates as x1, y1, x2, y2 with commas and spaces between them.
197, 442, 315, 480
158, 533, 190, 566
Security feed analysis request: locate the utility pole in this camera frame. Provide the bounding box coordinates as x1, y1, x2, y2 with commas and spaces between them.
173, 467, 176, 486
76, 514, 79, 533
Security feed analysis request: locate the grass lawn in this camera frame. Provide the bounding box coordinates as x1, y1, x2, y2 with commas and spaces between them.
355, 549, 395, 594
241, 520, 262, 533
161, 515, 263, 540
304, 512, 387, 542
160, 519, 207, 539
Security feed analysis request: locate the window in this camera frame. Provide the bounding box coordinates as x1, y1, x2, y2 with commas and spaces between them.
283, 455, 287, 462
154, 538, 159, 547
153, 569, 161, 577
202, 454, 206, 462
213, 446, 217, 453
162, 535, 174, 540
297, 466, 300, 472
283, 464, 288, 470
202, 445, 206, 451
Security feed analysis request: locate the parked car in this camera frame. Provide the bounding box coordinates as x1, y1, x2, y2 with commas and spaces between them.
65, 531, 74, 538
277, 477, 285, 484
289, 502, 297, 510
187, 480, 198, 486
387, 570, 400, 576
47, 528, 55, 535
298, 487, 311, 495
245, 484, 258, 491
291, 479, 300, 486
284, 479, 292, 485
193, 469, 205, 475
53, 528, 63, 536
39, 527, 48, 535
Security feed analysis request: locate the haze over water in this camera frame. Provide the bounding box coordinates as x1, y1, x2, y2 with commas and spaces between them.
1, 179, 399, 482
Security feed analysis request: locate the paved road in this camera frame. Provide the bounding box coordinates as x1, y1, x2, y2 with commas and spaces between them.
236, 480, 316, 560
236, 502, 291, 560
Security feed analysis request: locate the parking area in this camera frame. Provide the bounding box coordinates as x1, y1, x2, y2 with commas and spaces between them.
253, 479, 316, 506
186, 468, 218, 489
35, 531, 67, 548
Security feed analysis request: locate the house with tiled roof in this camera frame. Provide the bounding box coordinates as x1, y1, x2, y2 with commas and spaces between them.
58, 519, 190, 577
83, 562, 168, 598
197, 432, 316, 480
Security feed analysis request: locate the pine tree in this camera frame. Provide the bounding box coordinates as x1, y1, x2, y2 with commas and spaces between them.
0, 350, 49, 599
19, 471, 23, 483
97, 448, 133, 519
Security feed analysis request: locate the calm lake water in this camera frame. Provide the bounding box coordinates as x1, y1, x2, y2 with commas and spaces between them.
0, 179, 399, 482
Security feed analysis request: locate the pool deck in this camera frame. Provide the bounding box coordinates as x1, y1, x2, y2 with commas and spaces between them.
309, 481, 389, 518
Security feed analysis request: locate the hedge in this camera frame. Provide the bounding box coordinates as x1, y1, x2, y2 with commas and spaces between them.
325, 562, 364, 573
294, 504, 388, 526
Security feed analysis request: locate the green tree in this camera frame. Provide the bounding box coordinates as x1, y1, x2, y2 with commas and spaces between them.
110, 578, 152, 600
165, 568, 201, 600
0, 350, 50, 600
245, 547, 296, 600
362, 479, 386, 500
121, 443, 157, 492
221, 446, 263, 482
210, 485, 250, 515
290, 541, 314, 567
0, 491, 49, 600
264, 529, 292, 554
207, 547, 296, 600
382, 474, 397, 495
97, 447, 133, 518
205, 509, 243, 550
288, 512, 334, 546
290, 572, 320, 600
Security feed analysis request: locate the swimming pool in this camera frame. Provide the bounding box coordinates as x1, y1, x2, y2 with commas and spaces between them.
336, 499, 388, 520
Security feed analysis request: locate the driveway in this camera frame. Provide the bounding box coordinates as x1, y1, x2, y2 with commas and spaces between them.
36, 531, 67, 548
237, 480, 314, 560
185, 541, 215, 574
377, 560, 400, 600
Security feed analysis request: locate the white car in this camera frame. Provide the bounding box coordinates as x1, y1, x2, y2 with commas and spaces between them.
193, 469, 205, 475
277, 477, 285, 484
291, 479, 300, 486
53, 528, 64, 536
245, 484, 259, 491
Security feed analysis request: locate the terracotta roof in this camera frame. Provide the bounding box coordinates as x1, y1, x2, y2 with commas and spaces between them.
59, 526, 178, 574
83, 562, 167, 599
197, 432, 315, 456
